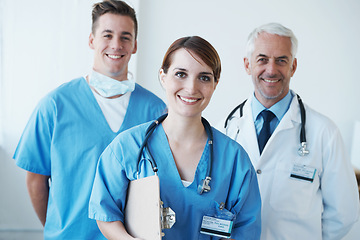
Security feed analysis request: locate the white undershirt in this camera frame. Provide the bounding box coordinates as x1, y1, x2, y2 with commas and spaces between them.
87, 78, 131, 133
182, 180, 192, 187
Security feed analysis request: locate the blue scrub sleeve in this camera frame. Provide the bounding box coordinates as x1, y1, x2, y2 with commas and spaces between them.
231, 168, 261, 239
89, 145, 129, 223
14, 97, 55, 175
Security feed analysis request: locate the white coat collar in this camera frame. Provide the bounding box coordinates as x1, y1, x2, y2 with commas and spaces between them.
239, 90, 302, 167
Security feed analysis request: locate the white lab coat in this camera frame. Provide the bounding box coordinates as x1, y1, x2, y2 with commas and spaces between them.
218, 91, 359, 240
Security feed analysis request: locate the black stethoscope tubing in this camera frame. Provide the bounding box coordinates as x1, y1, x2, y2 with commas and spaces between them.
136, 114, 168, 173
224, 94, 308, 155
296, 94, 306, 144
136, 113, 214, 193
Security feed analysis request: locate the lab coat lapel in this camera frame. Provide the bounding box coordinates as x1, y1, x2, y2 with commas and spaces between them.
238, 97, 261, 168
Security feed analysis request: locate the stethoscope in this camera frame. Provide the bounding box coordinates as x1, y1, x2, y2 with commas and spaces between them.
136, 113, 214, 195
224, 94, 309, 156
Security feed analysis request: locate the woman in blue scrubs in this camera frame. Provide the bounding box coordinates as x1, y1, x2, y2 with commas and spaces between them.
89, 36, 261, 239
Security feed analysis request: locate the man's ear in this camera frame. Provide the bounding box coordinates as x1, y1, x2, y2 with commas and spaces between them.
291, 58, 297, 77
244, 57, 251, 75
132, 40, 138, 54
89, 33, 95, 50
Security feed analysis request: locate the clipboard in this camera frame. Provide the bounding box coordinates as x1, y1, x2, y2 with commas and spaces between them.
125, 175, 162, 240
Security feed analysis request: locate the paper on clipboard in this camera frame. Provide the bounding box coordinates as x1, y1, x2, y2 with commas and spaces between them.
125, 174, 162, 240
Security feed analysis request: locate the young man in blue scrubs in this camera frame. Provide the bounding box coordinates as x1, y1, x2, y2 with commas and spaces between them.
13, 1, 165, 239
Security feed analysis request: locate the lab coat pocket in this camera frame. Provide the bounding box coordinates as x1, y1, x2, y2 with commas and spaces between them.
269, 163, 320, 217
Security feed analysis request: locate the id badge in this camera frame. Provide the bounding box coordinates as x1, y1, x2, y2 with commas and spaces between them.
290, 164, 316, 182
200, 202, 235, 239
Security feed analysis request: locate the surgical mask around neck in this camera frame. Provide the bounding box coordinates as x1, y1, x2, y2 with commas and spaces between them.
88, 70, 135, 97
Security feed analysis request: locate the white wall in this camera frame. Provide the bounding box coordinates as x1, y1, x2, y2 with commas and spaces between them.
1, 0, 359, 238
0, 0, 96, 231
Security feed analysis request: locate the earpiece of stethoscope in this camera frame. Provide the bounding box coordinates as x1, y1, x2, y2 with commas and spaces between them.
225, 94, 310, 157
137, 114, 214, 195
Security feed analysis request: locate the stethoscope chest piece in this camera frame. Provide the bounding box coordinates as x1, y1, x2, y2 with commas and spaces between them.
197, 176, 212, 195
298, 142, 310, 156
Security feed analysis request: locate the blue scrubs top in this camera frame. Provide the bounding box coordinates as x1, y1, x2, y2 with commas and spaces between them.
89, 121, 261, 239
13, 77, 166, 240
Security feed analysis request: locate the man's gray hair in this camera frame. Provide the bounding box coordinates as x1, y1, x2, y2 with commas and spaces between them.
246, 23, 298, 61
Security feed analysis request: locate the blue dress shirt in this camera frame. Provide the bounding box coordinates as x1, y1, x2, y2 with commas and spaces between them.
252, 91, 293, 137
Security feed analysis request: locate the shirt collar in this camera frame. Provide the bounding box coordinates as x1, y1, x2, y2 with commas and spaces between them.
251, 90, 294, 122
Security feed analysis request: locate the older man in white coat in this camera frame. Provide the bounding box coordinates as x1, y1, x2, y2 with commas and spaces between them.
218, 23, 359, 240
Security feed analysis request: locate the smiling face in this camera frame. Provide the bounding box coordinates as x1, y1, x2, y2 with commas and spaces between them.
244, 32, 297, 108
89, 13, 137, 81
160, 48, 218, 119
